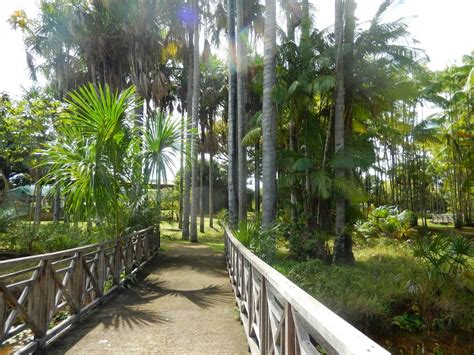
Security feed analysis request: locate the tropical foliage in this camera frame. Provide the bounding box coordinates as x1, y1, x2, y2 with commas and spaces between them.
0, 0, 472, 351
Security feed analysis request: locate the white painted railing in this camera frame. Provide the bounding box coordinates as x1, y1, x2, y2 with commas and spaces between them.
0, 226, 159, 354
224, 226, 390, 355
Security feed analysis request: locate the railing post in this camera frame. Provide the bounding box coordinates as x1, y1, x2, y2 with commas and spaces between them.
259, 278, 268, 355
240, 253, 245, 301
136, 234, 142, 264
247, 264, 253, 333
125, 239, 133, 273
142, 232, 149, 259
96, 245, 106, 296
0, 293, 5, 338
70, 252, 84, 312
285, 302, 296, 355
28, 260, 55, 339
113, 241, 121, 284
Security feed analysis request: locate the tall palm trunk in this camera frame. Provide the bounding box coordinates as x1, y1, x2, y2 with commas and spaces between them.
262, 0, 277, 228
254, 142, 260, 217
236, 0, 248, 223
190, 0, 200, 243
209, 117, 214, 228
34, 179, 42, 226
182, 28, 194, 240
199, 119, 205, 233
287, 0, 298, 223
333, 0, 354, 264
178, 109, 185, 229
53, 188, 61, 222
227, 0, 239, 228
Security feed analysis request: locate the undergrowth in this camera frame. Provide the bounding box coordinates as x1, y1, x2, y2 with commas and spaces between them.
274, 239, 474, 338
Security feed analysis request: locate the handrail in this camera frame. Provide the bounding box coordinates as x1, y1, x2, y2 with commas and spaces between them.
0, 226, 159, 354
224, 226, 390, 355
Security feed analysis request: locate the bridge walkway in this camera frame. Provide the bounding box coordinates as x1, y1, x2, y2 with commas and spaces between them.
49, 241, 248, 354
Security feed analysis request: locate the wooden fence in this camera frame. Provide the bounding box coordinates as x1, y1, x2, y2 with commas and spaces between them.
224, 227, 390, 355
0, 226, 159, 354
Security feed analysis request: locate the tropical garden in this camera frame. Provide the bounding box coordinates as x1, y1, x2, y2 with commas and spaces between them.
0, 0, 472, 352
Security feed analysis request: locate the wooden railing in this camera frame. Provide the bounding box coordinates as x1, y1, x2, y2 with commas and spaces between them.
224, 227, 390, 355
0, 226, 159, 354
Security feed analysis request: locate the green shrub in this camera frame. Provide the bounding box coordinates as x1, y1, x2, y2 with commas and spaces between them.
215, 209, 228, 227
354, 206, 417, 241
412, 232, 473, 287
233, 220, 279, 263
0, 222, 103, 254
392, 311, 424, 332
285, 226, 331, 261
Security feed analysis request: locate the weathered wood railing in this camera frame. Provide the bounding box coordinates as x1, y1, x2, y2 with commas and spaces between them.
225, 227, 390, 355
0, 226, 159, 354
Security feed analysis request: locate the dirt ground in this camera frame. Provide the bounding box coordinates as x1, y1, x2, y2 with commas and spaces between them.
48, 242, 249, 354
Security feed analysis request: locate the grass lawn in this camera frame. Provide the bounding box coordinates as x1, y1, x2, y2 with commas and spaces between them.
160, 217, 225, 252
417, 218, 474, 237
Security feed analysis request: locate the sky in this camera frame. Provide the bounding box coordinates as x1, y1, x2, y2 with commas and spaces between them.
0, 0, 473, 98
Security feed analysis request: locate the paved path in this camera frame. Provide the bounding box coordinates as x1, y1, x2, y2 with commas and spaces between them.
49, 242, 249, 354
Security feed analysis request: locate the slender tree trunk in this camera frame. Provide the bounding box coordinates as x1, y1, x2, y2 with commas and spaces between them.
190, 1, 200, 243
254, 143, 260, 217
333, 0, 353, 264
178, 110, 185, 229
209, 118, 214, 228
262, 0, 277, 229
227, 0, 239, 228
236, 0, 248, 223
34, 180, 42, 227
199, 119, 205, 233
182, 28, 194, 240
287, 4, 298, 223
53, 188, 61, 222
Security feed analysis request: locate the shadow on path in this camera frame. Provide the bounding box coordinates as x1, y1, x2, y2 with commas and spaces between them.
48, 241, 248, 354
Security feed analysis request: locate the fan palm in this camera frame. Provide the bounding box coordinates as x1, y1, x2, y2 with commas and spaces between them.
142, 111, 187, 233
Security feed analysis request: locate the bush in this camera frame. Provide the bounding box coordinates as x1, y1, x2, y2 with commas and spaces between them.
353, 206, 417, 242
0, 222, 103, 254
285, 225, 331, 261
411, 232, 473, 287
233, 220, 279, 263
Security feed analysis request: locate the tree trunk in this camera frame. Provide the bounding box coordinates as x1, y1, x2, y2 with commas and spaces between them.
287, 3, 298, 223
53, 188, 61, 222
333, 0, 353, 264
236, 0, 248, 223
178, 110, 185, 229
209, 118, 214, 228
190, 1, 200, 243
182, 27, 194, 240
262, 0, 277, 229
227, 0, 239, 229
254, 143, 260, 217
199, 119, 205, 233
34, 180, 42, 226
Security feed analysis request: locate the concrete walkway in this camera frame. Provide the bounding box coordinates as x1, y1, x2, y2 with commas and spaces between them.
49, 242, 249, 354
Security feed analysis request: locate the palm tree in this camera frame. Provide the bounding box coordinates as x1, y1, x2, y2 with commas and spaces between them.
190, 0, 200, 243
227, 0, 239, 229
333, 0, 349, 263
142, 111, 185, 237
262, 0, 277, 229
236, 0, 248, 223
182, 18, 195, 240
40, 84, 137, 235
